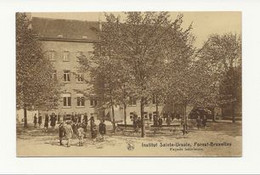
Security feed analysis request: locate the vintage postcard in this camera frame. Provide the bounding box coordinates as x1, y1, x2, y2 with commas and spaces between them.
16, 12, 242, 157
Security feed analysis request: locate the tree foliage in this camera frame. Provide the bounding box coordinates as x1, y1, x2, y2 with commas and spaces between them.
16, 13, 60, 127
198, 33, 242, 122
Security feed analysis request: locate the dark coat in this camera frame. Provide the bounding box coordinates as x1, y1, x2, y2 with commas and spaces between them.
158, 118, 163, 126
50, 115, 56, 127
99, 123, 106, 135
59, 123, 65, 138
38, 116, 42, 125
44, 115, 49, 128
33, 116, 37, 124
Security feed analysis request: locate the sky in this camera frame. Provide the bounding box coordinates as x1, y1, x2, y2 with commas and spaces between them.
31, 12, 241, 48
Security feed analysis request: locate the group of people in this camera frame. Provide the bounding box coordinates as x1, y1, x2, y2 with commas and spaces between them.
58, 116, 107, 147
131, 112, 182, 132
196, 115, 207, 129
32, 113, 107, 147
33, 113, 58, 130
153, 113, 182, 127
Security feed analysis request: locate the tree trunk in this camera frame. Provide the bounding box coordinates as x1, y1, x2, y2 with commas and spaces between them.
183, 103, 187, 135
232, 102, 235, 123
123, 103, 127, 128
140, 97, 145, 137
23, 107, 28, 128
111, 104, 116, 132
212, 108, 216, 122
156, 97, 159, 119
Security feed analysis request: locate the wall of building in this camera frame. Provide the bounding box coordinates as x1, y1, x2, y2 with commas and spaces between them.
40, 40, 195, 124
41, 40, 98, 117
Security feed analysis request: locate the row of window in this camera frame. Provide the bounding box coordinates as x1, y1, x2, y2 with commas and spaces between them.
47, 50, 91, 62
62, 95, 157, 108
52, 70, 84, 82
62, 95, 97, 107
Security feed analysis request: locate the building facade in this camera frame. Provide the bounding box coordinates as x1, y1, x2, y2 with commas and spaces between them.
31, 17, 187, 124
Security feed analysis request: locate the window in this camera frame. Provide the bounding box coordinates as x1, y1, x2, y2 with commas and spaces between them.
47, 50, 55, 61
63, 70, 70, 82
62, 94, 71, 107
63, 51, 70, 62
144, 112, 148, 119
76, 73, 84, 82
129, 97, 137, 106
76, 94, 85, 107
90, 99, 97, 107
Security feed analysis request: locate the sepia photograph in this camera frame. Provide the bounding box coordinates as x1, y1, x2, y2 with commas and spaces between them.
16, 12, 242, 157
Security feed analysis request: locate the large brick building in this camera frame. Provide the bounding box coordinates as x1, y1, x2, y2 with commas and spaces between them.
30, 17, 188, 124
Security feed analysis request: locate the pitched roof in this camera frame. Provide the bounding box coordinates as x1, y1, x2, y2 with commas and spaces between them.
31, 17, 99, 41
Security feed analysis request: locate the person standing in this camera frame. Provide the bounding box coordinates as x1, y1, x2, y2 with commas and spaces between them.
50, 113, 56, 129
202, 114, 207, 128
90, 116, 97, 139
196, 116, 202, 130
158, 117, 163, 127
63, 121, 73, 147
153, 114, 158, 126
44, 114, 49, 132
33, 114, 37, 128
63, 112, 66, 122
133, 115, 138, 132
78, 114, 82, 123
71, 112, 75, 123
77, 123, 85, 146
57, 113, 61, 123
99, 120, 106, 136
38, 113, 42, 128
83, 113, 88, 138
58, 122, 65, 146
166, 116, 171, 126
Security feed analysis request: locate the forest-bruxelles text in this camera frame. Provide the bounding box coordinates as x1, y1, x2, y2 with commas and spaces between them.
141, 142, 232, 148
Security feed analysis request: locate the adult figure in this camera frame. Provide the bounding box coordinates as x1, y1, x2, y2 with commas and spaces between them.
133, 115, 138, 132
50, 113, 56, 129
38, 113, 42, 127
63, 121, 73, 147
202, 114, 207, 128
166, 115, 171, 126
78, 114, 82, 123
158, 117, 163, 127
90, 116, 97, 139
153, 114, 158, 126
63, 112, 66, 122
196, 116, 202, 130
72, 121, 78, 138
71, 112, 75, 122
83, 113, 88, 137
44, 114, 49, 132
99, 120, 106, 136
33, 114, 37, 128
58, 122, 65, 146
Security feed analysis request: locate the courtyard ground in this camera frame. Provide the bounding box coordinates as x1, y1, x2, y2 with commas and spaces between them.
16, 120, 242, 157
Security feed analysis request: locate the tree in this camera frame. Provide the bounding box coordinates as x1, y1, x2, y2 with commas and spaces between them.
81, 12, 195, 137
198, 33, 242, 123
16, 13, 60, 128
